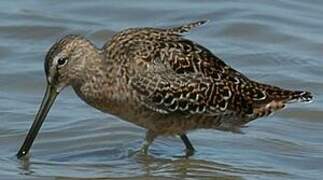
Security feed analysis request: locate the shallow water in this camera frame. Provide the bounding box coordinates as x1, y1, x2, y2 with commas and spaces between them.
0, 0, 322, 179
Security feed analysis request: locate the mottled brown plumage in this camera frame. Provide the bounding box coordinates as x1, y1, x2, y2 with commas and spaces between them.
17, 20, 312, 158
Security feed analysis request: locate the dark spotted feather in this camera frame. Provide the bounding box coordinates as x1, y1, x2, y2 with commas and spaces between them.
119, 21, 312, 120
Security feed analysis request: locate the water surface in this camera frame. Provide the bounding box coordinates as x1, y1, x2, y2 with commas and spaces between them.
0, 0, 322, 179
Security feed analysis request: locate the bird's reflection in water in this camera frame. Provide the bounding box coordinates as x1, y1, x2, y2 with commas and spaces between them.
133, 153, 244, 179
16, 150, 244, 179
15, 141, 288, 179
17, 155, 34, 176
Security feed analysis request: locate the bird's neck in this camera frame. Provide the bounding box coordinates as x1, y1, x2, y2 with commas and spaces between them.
71, 49, 130, 115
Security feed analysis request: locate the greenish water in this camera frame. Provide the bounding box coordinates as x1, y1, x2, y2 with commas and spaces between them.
0, 0, 322, 179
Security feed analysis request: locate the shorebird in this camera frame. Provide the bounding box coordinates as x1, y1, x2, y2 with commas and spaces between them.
17, 20, 312, 159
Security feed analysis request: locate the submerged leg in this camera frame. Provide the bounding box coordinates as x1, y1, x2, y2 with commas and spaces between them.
179, 134, 195, 156
140, 130, 157, 155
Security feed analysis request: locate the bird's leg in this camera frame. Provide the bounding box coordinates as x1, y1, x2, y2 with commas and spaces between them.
140, 130, 157, 155
179, 134, 195, 157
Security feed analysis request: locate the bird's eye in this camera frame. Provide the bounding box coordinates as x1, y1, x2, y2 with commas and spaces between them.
57, 57, 68, 66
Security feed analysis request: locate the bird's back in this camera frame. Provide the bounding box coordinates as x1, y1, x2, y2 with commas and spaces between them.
101, 21, 312, 132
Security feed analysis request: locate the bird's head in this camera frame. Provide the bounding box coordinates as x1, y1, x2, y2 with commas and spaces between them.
45, 34, 96, 92
17, 34, 98, 159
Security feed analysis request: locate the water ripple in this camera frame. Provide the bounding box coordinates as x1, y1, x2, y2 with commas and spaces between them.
0, 0, 322, 179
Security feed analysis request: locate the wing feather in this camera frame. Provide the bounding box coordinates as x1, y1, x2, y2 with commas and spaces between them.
129, 66, 253, 116
106, 21, 312, 120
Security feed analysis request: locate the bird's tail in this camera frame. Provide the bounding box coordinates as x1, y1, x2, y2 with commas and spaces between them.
166, 20, 209, 34
283, 90, 313, 103
263, 87, 313, 104
245, 83, 313, 119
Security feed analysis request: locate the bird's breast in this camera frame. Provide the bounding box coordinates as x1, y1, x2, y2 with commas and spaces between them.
72, 81, 248, 134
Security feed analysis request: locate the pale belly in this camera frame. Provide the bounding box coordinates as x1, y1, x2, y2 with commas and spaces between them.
104, 103, 247, 135
73, 86, 247, 135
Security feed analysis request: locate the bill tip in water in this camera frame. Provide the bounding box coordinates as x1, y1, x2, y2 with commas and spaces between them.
17, 150, 28, 159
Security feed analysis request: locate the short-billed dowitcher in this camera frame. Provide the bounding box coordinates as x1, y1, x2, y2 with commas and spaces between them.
17, 20, 312, 158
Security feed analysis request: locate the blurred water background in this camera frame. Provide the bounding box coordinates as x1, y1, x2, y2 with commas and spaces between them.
0, 0, 322, 179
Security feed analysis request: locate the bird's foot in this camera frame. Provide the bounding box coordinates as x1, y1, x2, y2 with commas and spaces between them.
171, 148, 195, 159
127, 148, 147, 157
127, 140, 150, 157
178, 134, 195, 158
184, 148, 195, 158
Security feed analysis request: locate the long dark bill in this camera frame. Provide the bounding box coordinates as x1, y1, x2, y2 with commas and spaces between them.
17, 84, 58, 159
